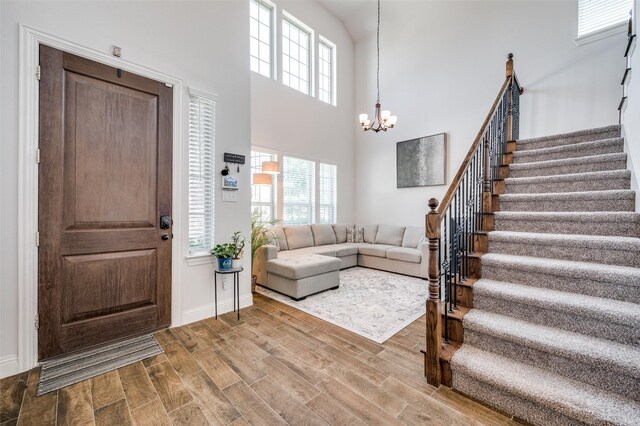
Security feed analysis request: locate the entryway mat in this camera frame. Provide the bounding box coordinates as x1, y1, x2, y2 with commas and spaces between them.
37, 334, 163, 395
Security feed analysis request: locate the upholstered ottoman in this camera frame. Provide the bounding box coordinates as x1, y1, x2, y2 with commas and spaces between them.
265, 254, 342, 300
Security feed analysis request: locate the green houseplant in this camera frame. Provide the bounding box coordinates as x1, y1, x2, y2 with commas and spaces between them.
250, 212, 279, 292
210, 243, 236, 271
231, 231, 246, 269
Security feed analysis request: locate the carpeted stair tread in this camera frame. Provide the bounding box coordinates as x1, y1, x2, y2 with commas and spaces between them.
513, 138, 623, 164
504, 169, 630, 194
498, 189, 635, 212
489, 230, 640, 252
504, 169, 630, 186
463, 310, 640, 378
451, 345, 640, 426
508, 152, 628, 178
493, 211, 640, 236
516, 125, 621, 151
474, 279, 640, 328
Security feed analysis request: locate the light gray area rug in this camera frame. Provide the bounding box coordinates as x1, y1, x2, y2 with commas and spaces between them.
256, 267, 427, 343
38, 334, 163, 395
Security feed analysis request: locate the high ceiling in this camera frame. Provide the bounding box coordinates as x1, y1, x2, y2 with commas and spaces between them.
316, 0, 379, 41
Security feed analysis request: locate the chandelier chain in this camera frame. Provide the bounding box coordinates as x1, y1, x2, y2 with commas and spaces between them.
376, 0, 380, 103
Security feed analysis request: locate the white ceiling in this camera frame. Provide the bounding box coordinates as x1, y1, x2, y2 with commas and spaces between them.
316, 0, 379, 41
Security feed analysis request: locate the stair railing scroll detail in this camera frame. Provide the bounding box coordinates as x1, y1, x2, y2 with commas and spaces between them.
424, 53, 523, 387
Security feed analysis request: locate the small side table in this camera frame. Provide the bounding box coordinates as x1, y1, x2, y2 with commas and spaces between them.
213, 267, 243, 320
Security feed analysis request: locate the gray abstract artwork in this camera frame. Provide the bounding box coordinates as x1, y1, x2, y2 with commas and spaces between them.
396, 133, 446, 188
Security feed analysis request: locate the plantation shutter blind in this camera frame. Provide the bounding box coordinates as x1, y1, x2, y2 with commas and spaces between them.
251, 150, 277, 222
319, 163, 337, 224
578, 0, 633, 37
283, 156, 315, 225
188, 93, 216, 254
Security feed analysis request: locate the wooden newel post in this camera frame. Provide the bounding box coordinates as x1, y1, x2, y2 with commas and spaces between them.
506, 53, 514, 142
425, 198, 442, 386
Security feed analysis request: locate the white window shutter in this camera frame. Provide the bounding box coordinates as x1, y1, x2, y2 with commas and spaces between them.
283, 156, 316, 225
188, 94, 216, 254
578, 0, 633, 37
319, 163, 337, 224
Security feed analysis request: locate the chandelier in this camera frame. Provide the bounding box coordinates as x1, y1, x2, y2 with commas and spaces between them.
358, 0, 397, 132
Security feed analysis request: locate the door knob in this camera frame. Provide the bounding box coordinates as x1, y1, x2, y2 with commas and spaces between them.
161, 234, 170, 241
160, 215, 171, 230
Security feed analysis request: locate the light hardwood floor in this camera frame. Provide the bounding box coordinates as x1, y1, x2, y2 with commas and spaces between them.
1, 294, 516, 426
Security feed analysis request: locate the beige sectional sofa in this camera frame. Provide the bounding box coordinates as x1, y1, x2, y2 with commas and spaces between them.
253, 224, 427, 300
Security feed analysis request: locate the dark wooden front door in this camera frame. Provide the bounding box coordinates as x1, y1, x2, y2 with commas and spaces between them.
38, 45, 173, 359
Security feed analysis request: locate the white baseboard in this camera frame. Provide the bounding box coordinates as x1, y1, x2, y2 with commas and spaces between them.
0, 355, 19, 379
181, 294, 254, 326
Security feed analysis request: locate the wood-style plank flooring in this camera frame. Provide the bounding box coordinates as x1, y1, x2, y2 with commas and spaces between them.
1, 294, 517, 425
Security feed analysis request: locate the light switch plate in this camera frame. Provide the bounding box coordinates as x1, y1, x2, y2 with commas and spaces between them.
222, 191, 237, 202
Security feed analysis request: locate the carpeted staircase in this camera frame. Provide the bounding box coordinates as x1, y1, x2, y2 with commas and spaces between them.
450, 125, 640, 425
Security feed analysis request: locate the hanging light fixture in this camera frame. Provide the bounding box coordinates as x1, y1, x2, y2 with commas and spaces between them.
261, 161, 280, 174
252, 173, 273, 185
359, 0, 397, 132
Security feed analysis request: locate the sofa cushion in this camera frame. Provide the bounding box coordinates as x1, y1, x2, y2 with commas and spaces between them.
347, 226, 364, 243
316, 243, 362, 257
358, 225, 379, 244
284, 226, 314, 250
332, 224, 352, 244
402, 226, 425, 248
266, 254, 342, 280
387, 247, 421, 263
280, 246, 338, 257
375, 225, 406, 246
358, 244, 395, 258
311, 224, 337, 246
269, 227, 288, 251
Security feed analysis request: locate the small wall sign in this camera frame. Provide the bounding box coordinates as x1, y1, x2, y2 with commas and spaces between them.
224, 153, 245, 165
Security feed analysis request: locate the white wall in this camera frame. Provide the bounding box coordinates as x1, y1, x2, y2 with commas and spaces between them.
251, 0, 356, 223
0, 0, 252, 378
622, 0, 639, 212
355, 0, 627, 226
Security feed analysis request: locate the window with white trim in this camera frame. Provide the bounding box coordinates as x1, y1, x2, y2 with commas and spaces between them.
282, 156, 315, 225
282, 14, 312, 95
318, 38, 335, 105
319, 163, 337, 224
251, 150, 277, 222
188, 92, 216, 254
250, 0, 274, 78
578, 0, 633, 38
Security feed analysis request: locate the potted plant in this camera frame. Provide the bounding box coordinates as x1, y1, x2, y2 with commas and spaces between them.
210, 243, 236, 271
231, 231, 246, 269
250, 212, 279, 292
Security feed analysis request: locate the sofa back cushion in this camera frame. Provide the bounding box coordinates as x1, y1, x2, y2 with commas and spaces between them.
284, 226, 314, 250
347, 226, 364, 243
311, 224, 337, 246
332, 224, 352, 244
270, 227, 288, 251
357, 224, 379, 244
375, 224, 406, 246
402, 226, 425, 248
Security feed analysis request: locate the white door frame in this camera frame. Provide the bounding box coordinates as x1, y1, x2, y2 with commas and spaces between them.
17, 25, 184, 372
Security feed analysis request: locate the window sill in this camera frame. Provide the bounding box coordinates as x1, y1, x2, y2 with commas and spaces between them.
575, 22, 628, 46
185, 253, 215, 266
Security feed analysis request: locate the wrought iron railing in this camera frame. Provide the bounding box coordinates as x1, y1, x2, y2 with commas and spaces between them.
424, 54, 522, 386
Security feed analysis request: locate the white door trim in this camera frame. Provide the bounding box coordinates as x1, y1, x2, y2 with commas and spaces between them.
17, 24, 184, 372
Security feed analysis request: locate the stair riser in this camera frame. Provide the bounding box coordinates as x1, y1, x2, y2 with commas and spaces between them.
488, 240, 640, 268
452, 372, 591, 426
493, 218, 640, 237
505, 177, 630, 194
509, 159, 627, 178
473, 294, 639, 346
517, 129, 621, 151
464, 329, 639, 400
497, 198, 635, 212
481, 263, 639, 304
513, 143, 623, 164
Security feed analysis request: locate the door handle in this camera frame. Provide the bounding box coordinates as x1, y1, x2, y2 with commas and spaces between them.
160, 215, 171, 230
161, 234, 170, 241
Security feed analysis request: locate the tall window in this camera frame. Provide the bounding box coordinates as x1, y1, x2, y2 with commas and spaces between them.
251, 150, 277, 222
188, 92, 216, 254
282, 156, 315, 225
250, 0, 273, 78
282, 14, 312, 95
319, 163, 337, 224
318, 38, 335, 105
578, 0, 633, 38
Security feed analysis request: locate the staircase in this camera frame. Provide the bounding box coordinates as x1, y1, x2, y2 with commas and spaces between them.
450, 125, 640, 425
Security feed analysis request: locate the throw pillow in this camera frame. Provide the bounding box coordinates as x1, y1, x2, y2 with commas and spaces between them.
348, 226, 364, 243
346, 226, 355, 243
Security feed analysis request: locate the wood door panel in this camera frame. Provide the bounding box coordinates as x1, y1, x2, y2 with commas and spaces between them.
63, 71, 157, 228
38, 45, 173, 359
61, 249, 157, 323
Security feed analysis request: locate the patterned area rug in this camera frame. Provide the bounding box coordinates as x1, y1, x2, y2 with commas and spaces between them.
256, 267, 427, 343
